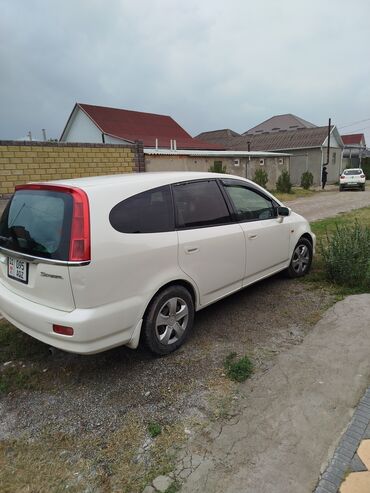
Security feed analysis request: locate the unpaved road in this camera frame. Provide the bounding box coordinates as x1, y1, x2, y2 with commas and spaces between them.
288, 187, 370, 222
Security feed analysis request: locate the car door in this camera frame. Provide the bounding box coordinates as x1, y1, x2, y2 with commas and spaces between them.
173, 179, 245, 307
221, 179, 291, 285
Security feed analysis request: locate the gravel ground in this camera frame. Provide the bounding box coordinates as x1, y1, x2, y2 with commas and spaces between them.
0, 276, 333, 441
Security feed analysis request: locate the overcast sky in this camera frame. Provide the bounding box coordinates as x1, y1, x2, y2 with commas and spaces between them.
1, 0, 370, 142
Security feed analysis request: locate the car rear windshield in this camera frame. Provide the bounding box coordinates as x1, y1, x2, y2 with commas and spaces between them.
0, 189, 72, 260
344, 169, 362, 175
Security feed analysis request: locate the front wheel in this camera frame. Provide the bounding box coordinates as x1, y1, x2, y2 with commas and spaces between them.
286, 238, 313, 278
142, 286, 194, 355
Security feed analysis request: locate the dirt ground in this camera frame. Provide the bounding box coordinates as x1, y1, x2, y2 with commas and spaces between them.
287, 186, 370, 221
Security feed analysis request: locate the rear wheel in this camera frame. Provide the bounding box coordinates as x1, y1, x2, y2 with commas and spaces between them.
339, 185, 343, 192
361, 184, 366, 191
142, 286, 194, 355
286, 238, 313, 278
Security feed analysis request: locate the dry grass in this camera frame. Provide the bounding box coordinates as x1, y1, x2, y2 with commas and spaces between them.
0, 416, 186, 493
272, 187, 317, 202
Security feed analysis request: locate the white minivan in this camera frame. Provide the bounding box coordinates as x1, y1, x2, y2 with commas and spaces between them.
0, 172, 315, 355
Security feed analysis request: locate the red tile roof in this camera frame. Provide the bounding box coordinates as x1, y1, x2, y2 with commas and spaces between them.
341, 133, 365, 145
77, 103, 222, 150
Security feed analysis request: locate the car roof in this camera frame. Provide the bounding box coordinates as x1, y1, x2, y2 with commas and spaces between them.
38, 172, 249, 189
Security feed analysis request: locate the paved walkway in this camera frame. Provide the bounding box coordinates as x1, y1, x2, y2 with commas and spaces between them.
315, 389, 370, 492
178, 295, 370, 493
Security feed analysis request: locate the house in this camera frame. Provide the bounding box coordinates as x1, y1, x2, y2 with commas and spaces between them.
60, 103, 221, 150
144, 148, 290, 189
244, 113, 317, 134
341, 133, 367, 168
197, 116, 344, 186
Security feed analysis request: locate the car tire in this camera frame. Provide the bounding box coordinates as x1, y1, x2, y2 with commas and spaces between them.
142, 285, 194, 355
339, 186, 343, 192
286, 238, 313, 278
362, 184, 366, 191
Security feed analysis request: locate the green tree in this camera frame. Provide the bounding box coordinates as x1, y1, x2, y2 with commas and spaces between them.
209, 161, 227, 173
276, 170, 292, 193
253, 168, 269, 189
300, 171, 314, 190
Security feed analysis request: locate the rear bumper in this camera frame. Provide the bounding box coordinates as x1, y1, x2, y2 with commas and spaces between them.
0, 281, 142, 354
340, 181, 365, 189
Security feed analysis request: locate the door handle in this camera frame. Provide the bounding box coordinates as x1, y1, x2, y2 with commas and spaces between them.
248, 234, 257, 239
185, 247, 199, 254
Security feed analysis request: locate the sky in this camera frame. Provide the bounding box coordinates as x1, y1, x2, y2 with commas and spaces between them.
1, 0, 370, 143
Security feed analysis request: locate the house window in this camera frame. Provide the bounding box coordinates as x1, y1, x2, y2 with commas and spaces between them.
332, 152, 336, 164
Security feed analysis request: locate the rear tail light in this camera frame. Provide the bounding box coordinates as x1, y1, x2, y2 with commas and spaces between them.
53, 324, 74, 336
69, 188, 91, 262
361, 174, 365, 178
15, 183, 91, 262
340, 175, 345, 179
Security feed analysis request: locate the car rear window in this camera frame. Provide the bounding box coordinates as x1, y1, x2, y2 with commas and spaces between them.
344, 169, 362, 175
0, 189, 72, 260
109, 185, 174, 233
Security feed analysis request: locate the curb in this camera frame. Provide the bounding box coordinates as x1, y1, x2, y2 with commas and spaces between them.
315, 387, 370, 493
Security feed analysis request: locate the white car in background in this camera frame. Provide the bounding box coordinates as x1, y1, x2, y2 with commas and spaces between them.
339, 168, 366, 191
0, 172, 315, 355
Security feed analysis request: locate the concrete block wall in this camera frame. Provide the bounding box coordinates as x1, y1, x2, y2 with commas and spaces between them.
0, 141, 143, 197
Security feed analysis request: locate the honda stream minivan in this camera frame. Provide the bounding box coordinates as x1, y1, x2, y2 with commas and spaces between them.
0, 172, 315, 355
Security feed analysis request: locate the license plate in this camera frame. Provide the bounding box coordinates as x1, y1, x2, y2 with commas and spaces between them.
8, 256, 29, 284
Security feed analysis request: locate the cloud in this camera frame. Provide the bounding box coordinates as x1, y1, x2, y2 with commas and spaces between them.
1, 0, 370, 141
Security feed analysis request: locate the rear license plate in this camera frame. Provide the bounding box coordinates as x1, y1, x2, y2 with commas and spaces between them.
8, 256, 29, 284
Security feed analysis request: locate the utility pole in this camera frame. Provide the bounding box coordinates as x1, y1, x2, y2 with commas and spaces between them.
326, 118, 331, 165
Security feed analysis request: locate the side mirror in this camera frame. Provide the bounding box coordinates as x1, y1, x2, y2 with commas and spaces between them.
277, 206, 290, 217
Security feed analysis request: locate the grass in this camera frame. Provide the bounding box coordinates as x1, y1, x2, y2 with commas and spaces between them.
224, 352, 253, 382
272, 187, 317, 202
0, 320, 55, 395
305, 206, 370, 296
148, 422, 162, 438
0, 320, 49, 364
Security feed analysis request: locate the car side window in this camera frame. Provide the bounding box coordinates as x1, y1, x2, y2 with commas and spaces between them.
109, 185, 174, 233
223, 183, 276, 222
173, 180, 231, 229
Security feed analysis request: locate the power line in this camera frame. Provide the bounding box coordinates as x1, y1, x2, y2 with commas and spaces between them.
341, 125, 370, 135
338, 118, 370, 129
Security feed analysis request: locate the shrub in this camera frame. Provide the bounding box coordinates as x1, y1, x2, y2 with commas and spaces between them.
300, 171, 314, 190
276, 170, 292, 193
253, 168, 269, 189
209, 161, 227, 173
320, 221, 370, 290
224, 352, 253, 382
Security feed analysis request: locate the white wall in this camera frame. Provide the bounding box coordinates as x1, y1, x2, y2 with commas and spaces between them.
104, 134, 132, 144
62, 108, 104, 143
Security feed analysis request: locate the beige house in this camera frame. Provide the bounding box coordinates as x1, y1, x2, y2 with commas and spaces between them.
145, 149, 290, 189
197, 115, 344, 186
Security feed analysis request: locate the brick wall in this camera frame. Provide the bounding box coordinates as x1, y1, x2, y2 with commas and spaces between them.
0, 141, 144, 198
